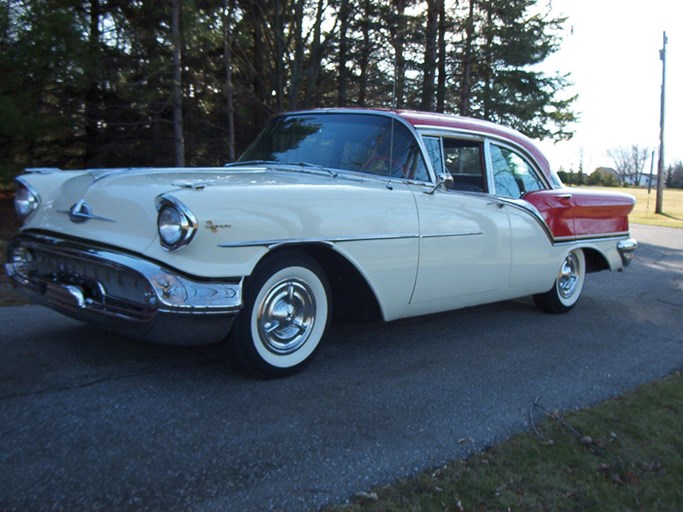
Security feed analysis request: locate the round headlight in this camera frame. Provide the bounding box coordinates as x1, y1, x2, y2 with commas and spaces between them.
158, 205, 185, 246
15, 181, 40, 219
156, 196, 197, 251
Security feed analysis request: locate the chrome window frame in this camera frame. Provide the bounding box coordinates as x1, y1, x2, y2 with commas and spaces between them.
484, 139, 551, 198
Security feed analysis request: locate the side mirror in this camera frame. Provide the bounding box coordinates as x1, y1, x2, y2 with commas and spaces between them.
426, 173, 454, 194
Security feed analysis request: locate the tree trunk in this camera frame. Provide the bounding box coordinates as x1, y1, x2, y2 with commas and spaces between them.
303, 0, 325, 107
223, 0, 235, 162
482, 3, 494, 120
420, 0, 438, 111
436, 0, 446, 112
459, 0, 476, 116
171, 0, 185, 166
85, 0, 101, 167
248, 1, 268, 124
273, 0, 284, 111
358, 0, 371, 106
390, 0, 406, 108
337, 0, 350, 107
289, 0, 305, 109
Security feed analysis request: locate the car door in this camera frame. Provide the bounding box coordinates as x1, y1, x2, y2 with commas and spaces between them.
406, 135, 512, 316
487, 141, 561, 290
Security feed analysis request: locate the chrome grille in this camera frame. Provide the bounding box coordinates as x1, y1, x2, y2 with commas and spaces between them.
32, 249, 153, 305
17, 244, 157, 321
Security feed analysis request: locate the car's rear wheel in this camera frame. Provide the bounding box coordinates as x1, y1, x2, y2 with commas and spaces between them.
533, 248, 586, 314
228, 251, 331, 378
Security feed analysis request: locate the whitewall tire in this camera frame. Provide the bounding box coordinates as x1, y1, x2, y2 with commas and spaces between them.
229, 252, 331, 378
533, 248, 586, 314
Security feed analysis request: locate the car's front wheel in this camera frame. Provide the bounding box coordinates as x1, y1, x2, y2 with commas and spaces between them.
533, 248, 586, 314
229, 251, 331, 378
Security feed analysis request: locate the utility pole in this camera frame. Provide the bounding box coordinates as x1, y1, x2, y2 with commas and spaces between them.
655, 31, 667, 214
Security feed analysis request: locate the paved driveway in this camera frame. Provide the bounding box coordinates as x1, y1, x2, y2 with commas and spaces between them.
1, 224, 682, 511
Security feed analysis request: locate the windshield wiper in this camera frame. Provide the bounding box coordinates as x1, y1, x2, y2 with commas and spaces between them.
225, 160, 338, 178
290, 161, 338, 178
224, 160, 279, 167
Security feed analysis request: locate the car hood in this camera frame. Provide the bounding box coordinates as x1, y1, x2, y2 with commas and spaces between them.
21, 166, 353, 253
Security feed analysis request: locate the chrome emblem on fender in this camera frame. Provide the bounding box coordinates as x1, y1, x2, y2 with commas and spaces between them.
69, 200, 93, 223
58, 199, 116, 224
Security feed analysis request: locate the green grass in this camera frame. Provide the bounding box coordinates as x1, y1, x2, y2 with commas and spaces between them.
327, 371, 683, 511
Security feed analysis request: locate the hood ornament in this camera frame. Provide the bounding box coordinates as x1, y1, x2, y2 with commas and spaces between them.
58, 199, 116, 224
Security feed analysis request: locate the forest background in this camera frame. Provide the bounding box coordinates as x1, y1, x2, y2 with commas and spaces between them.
0, 0, 579, 183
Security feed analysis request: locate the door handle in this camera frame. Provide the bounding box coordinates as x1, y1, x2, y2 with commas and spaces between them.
486, 202, 505, 209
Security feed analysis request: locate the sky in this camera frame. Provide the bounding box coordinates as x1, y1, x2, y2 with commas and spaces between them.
534, 0, 681, 175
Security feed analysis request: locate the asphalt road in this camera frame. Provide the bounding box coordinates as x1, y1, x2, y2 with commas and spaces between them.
1, 224, 682, 511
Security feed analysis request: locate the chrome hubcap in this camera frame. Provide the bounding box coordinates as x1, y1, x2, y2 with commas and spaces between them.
258, 278, 316, 355
558, 252, 580, 299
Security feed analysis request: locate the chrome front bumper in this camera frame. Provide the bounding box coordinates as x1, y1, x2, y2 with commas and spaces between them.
5, 233, 242, 345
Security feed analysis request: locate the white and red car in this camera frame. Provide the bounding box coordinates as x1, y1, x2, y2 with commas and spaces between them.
6, 109, 637, 377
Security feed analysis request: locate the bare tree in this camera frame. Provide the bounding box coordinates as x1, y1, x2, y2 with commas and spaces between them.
609, 145, 650, 186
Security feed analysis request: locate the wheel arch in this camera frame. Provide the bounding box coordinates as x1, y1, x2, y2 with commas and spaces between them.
580, 246, 611, 273
250, 243, 383, 324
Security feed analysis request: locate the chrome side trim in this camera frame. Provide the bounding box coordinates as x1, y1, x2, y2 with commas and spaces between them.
421, 231, 484, 239
220, 233, 418, 248
553, 232, 632, 244
493, 197, 556, 243
218, 231, 483, 249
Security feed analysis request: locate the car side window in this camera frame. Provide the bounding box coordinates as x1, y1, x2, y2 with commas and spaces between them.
443, 139, 485, 192
389, 122, 430, 181
490, 144, 545, 199
339, 119, 428, 180
421, 136, 486, 192
422, 136, 443, 176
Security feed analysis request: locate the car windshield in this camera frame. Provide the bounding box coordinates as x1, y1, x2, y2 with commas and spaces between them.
239, 113, 429, 181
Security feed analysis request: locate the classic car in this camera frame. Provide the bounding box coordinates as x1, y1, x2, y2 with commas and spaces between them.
5, 109, 637, 377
